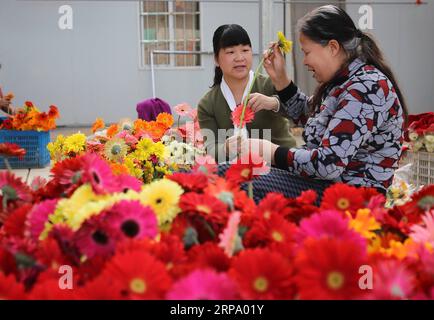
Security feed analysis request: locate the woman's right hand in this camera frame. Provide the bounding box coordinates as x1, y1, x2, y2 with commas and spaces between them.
263, 42, 292, 91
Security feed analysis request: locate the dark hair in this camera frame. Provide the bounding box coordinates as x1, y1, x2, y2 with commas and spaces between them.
297, 5, 408, 123
211, 24, 252, 87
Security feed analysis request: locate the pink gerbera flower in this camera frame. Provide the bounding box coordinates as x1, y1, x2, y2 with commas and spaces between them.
81, 153, 117, 194
105, 200, 158, 240
192, 155, 217, 176
26, 199, 59, 240
218, 211, 242, 257
174, 103, 193, 117
116, 131, 138, 146
166, 269, 239, 300
113, 174, 142, 193
366, 259, 415, 300
295, 210, 367, 251
410, 209, 434, 247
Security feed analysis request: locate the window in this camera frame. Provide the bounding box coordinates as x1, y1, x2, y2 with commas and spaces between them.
140, 1, 201, 67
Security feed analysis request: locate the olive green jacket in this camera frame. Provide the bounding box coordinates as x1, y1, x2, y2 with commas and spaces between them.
198, 74, 296, 161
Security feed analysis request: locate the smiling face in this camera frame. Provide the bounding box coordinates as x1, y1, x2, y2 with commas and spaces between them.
216, 44, 252, 83
299, 33, 346, 84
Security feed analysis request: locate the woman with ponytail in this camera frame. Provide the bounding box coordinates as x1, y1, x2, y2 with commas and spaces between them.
233, 5, 407, 201
197, 24, 296, 162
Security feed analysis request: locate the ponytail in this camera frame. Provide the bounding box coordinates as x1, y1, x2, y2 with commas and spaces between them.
212, 66, 223, 88
358, 31, 408, 125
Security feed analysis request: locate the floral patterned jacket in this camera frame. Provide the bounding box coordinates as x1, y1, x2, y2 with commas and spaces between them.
274, 58, 405, 192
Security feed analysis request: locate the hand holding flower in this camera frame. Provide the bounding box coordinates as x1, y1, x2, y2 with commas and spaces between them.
248, 93, 279, 113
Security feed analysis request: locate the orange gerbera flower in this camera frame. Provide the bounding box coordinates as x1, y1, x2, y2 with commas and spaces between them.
106, 124, 119, 138
156, 112, 174, 129
147, 121, 168, 140
92, 118, 105, 133
133, 119, 147, 133
110, 162, 130, 175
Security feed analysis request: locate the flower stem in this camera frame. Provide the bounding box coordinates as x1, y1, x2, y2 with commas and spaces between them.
247, 181, 254, 199
3, 157, 12, 172
238, 47, 274, 129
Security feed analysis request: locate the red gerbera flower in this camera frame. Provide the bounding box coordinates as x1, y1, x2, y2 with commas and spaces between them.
2, 204, 32, 237
77, 274, 123, 299
256, 192, 292, 219
35, 237, 70, 273
230, 248, 295, 299
0, 143, 26, 159
0, 171, 32, 203
48, 105, 59, 119
294, 237, 368, 300
0, 171, 32, 222
74, 213, 118, 259
0, 272, 25, 299
188, 242, 231, 273
28, 278, 77, 300
179, 192, 229, 225
398, 185, 434, 217
50, 156, 84, 195
233, 188, 257, 217
0, 247, 17, 277
243, 214, 297, 258
0, 118, 13, 130
167, 172, 209, 193
101, 249, 172, 299
226, 153, 269, 185
117, 235, 187, 278
74, 255, 108, 285
296, 189, 318, 205
320, 183, 364, 215
360, 187, 380, 206
231, 104, 255, 128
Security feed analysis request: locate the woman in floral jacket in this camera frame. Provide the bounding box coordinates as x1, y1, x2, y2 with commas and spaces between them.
230, 5, 407, 201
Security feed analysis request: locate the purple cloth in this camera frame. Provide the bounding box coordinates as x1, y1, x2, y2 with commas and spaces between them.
136, 98, 172, 121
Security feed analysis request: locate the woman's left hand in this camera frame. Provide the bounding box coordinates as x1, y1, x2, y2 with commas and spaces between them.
248, 93, 279, 113
240, 138, 279, 165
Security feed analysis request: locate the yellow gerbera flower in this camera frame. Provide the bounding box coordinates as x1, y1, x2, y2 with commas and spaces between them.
47, 134, 66, 161
347, 209, 381, 240
135, 137, 154, 159
150, 141, 167, 159
63, 133, 86, 154
104, 138, 129, 162
124, 156, 144, 179
139, 179, 184, 226
277, 31, 292, 54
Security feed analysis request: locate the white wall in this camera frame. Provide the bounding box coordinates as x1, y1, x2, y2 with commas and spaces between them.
1, 0, 432, 126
